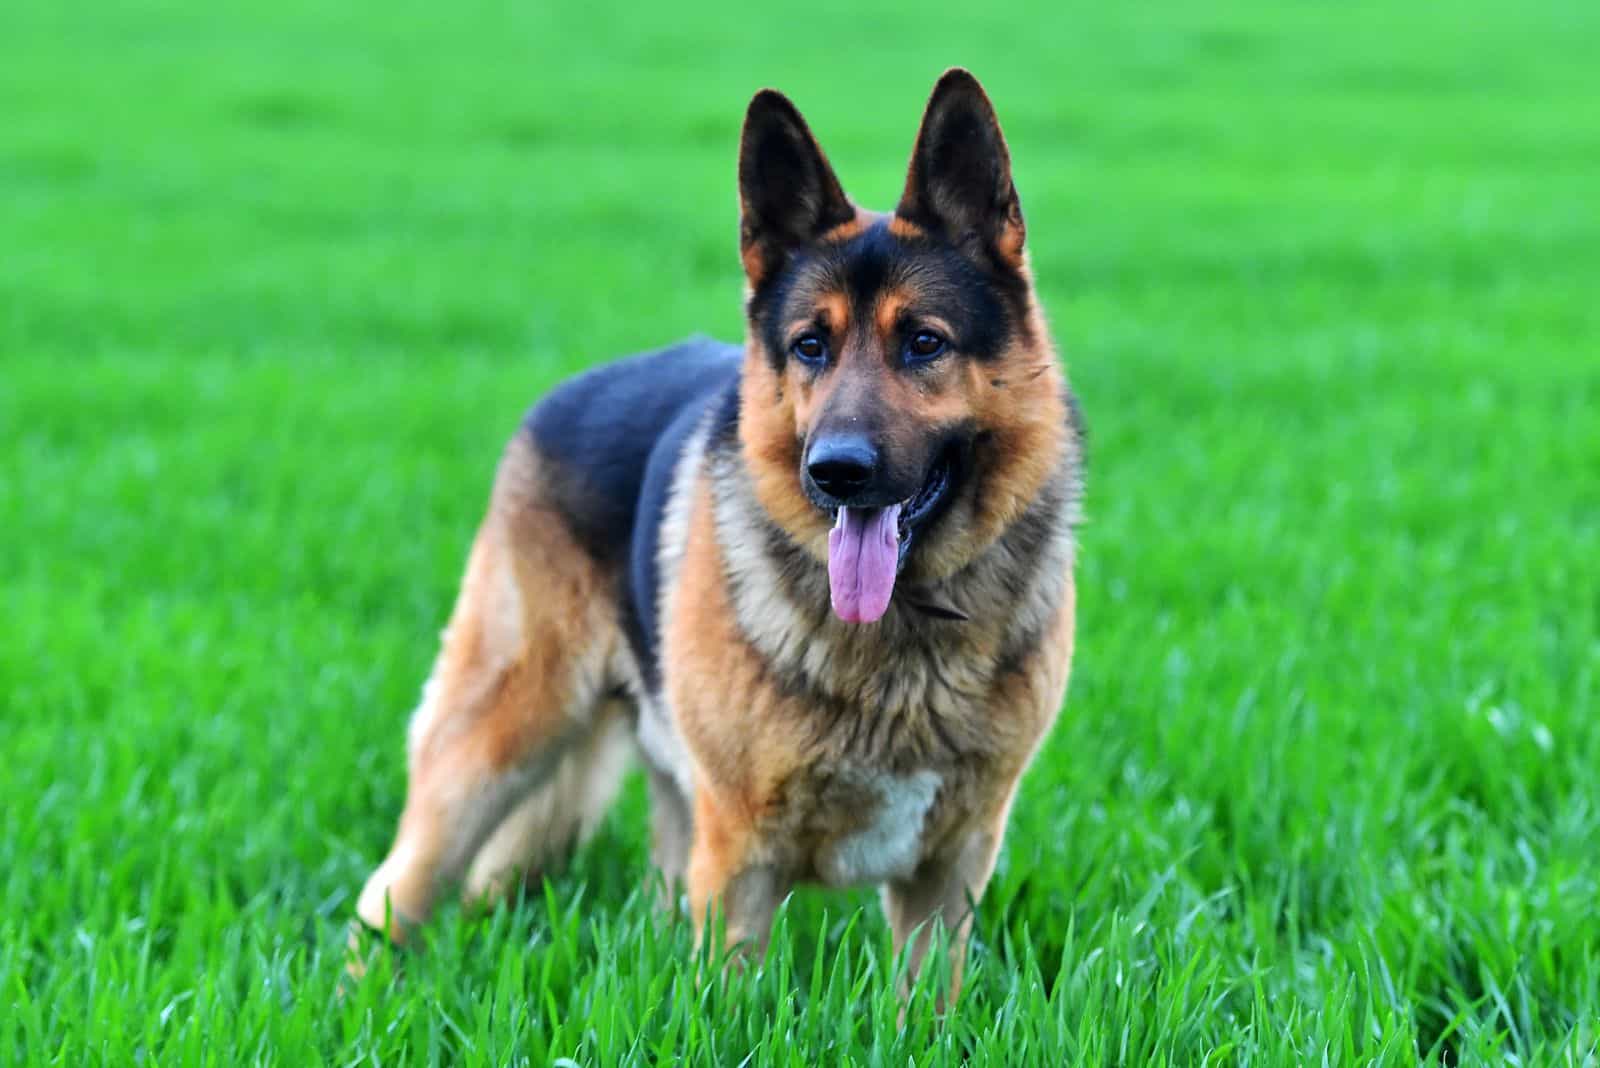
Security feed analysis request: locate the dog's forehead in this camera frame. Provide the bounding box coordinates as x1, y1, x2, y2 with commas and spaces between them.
750, 217, 1022, 365
785, 221, 998, 324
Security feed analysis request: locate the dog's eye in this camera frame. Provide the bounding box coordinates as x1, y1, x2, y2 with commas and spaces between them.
905, 330, 947, 363
791, 334, 828, 366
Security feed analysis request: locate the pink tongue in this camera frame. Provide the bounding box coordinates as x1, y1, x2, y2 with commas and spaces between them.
826, 504, 902, 624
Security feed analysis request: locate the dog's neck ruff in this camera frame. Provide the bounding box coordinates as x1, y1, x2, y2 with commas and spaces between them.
702, 436, 1080, 762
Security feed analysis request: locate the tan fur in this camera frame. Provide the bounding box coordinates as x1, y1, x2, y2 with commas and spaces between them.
737, 350, 828, 549
815, 290, 851, 336
886, 215, 926, 241
355, 436, 634, 943
664, 461, 1077, 990
739, 242, 768, 288
463, 704, 633, 901
818, 208, 873, 246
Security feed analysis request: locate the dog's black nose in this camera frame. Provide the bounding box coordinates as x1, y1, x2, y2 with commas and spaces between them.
806, 435, 879, 501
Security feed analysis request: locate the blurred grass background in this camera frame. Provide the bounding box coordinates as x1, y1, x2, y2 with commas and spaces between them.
3, 0, 1598, 1063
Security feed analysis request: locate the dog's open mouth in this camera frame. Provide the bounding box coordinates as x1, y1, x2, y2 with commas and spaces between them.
825, 450, 956, 625
896, 454, 953, 556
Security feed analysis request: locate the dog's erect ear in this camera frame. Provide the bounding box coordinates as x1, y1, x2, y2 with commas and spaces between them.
896, 69, 1025, 267
738, 89, 855, 284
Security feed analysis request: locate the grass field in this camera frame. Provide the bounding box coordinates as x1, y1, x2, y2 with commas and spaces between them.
4, 0, 1599, 1063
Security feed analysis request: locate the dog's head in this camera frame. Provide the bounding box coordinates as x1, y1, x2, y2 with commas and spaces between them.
736, 69, 1068, 625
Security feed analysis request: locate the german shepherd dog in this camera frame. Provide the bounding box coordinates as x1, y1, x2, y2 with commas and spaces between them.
355, 69, 1084, 999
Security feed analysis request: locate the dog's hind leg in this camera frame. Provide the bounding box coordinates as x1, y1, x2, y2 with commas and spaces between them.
355, 436, 631, 944
463, 698, 635, 902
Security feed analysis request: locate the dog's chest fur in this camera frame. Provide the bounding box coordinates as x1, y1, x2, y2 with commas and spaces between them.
791, 766, 944, 886
649, 413, 1078, 885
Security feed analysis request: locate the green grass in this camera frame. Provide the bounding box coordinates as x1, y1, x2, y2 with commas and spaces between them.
4, 0, 1599, 1062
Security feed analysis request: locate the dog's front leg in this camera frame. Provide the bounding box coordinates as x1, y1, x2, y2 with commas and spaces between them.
882, 821, 1003, 1007
686, 787, 782, 964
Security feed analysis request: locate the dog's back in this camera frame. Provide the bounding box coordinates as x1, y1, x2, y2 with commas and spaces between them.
522, 336, 741, 672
